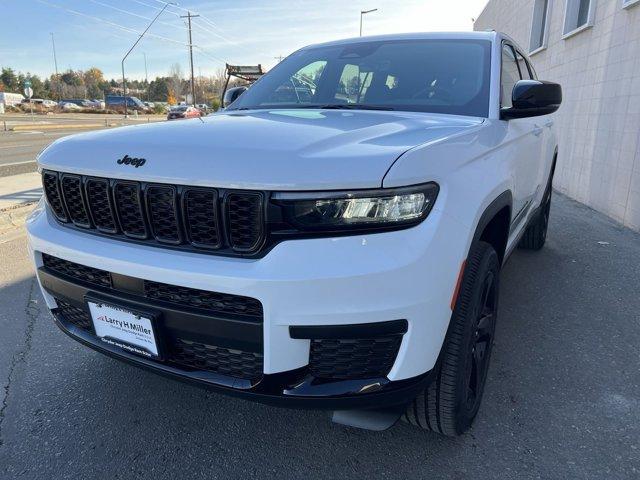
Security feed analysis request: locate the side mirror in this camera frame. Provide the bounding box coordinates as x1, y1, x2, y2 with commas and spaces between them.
501, 80, 562, 120
222, 86, 247, 108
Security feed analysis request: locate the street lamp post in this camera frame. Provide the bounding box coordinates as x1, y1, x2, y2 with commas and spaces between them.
143, 52, 149, 102
121, 2, 174, 118
50, 32, 59, 100
360, 8, 378, 36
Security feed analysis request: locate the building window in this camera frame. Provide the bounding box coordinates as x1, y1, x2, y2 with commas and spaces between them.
622, 0, 640, 9
563, 0, 595, 38
530, 0, 551, 54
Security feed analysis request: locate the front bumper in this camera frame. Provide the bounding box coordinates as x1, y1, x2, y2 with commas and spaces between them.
26, 198, 469, 406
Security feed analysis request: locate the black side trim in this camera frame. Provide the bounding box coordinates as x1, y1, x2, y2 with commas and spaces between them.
509, 198, 532, 234
471, 190, 513, 248
289, 319, 408, 340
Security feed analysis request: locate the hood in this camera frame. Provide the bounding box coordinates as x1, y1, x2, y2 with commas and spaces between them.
38, 109, 483, 190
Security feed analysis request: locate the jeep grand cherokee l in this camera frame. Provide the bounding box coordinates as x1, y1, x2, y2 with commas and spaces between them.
27, 32, 561, 435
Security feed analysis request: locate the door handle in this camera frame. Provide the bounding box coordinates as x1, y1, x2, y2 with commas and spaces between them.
533, 126, 543, 137
544, 120, 554, 128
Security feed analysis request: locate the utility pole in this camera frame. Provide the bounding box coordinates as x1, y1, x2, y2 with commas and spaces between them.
274, 55, 284, 63
143, 52, 149, 102
121, 2, 173, 118
180, 11, 199, 106
50, 32, 59, 100
360, 8, 378, 36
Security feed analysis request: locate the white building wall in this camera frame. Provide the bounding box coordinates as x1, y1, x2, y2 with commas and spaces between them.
475, 0, 640, 230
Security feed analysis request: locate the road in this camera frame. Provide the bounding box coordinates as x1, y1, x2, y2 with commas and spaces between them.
0, 113, 164, 177
0, 193, 639, 479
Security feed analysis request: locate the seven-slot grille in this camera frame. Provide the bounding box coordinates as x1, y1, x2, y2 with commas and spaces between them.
42, 170, 265, 255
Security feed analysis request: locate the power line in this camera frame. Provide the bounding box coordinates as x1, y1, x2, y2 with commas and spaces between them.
86, 0, 179, 30
193, 46, 226, 65
127, 0, 272, 61
83, 0, 227, 75
37, 0, 187, 48
142, 0, 268, 56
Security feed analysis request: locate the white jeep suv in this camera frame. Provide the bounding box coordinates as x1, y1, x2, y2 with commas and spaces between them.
27, 32, 561, 435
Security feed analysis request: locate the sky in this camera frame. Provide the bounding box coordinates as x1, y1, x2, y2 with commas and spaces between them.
0, 0, 490, 81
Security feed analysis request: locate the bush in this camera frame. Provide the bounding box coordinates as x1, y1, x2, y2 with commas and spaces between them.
152, 104, 166, 115
209, 98, 221, 112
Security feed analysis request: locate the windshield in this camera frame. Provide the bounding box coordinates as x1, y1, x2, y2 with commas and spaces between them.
228, 39, 491, 117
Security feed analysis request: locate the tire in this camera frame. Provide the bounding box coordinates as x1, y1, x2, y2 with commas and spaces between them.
518, 183, 552, 250
403, 241, 500, 436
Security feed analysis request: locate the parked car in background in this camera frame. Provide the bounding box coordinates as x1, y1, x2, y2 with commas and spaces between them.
144, 101, 155, 109
21, 98, 56, 111
58, 102, 82, 111
167, 105, 202, 120
86, 99, 106, 109
220, 86, 248, 109
60, 98, 92, 108
105, 95, 148, 113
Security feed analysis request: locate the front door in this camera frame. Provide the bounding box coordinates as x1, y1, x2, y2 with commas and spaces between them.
500, 42, 543, 234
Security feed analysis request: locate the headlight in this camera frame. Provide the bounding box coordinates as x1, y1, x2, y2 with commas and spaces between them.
273, 183, 439, 232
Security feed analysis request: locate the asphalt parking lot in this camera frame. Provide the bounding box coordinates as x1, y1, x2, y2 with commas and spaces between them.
0, 190, 638, 479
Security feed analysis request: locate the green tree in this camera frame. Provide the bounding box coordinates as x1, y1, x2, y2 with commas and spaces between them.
148, 77, 169, 102
26, 74, 47, 98
1, 68, 18, 91
61, 69, 83, 86
83, 67, 105, 99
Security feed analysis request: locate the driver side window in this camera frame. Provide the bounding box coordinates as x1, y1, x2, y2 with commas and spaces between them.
501, 44, 521, 109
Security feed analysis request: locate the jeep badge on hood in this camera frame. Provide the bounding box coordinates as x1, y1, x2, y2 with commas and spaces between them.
117, 155, 146, 168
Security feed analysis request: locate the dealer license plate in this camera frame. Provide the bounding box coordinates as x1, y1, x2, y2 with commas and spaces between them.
87, 301, 159, 358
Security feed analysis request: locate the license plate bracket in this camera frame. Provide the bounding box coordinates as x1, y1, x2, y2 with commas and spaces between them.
86, 295, 162, 360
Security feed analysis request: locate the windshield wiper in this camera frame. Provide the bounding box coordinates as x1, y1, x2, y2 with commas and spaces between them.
301, 104, 395, 111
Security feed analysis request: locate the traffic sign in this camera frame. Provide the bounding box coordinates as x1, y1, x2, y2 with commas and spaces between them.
24, 87, 33, 99
24, 79, 32, 88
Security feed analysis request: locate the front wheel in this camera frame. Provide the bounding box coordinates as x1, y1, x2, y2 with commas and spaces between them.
403, 241, 500, 436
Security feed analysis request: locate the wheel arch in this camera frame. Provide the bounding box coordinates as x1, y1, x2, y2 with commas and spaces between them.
470, 190, 513, 265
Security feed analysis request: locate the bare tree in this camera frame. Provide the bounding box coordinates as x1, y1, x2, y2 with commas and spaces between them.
168, 63, 184, 101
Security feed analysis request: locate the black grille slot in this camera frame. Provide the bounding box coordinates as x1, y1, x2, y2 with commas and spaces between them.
60, 175, 91, 228
42, 171, 68, 222
170, 338, 263, 381
44, 171, 268, 256
226, 193, 264, 252
56, 300, 93, 331
42, 253, 111, 288
184, 189, 220, 248
114, 182, 147, 239
146, 185, 180, 244
309, 336, 402, 380
85, 178, 117, 233
144, 280, 263, 320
